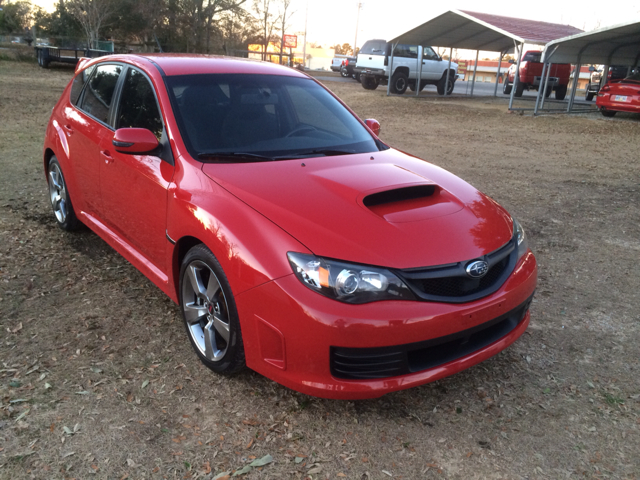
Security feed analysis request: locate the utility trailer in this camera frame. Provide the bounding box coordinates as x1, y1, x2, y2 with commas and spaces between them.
34, 46, 111, 68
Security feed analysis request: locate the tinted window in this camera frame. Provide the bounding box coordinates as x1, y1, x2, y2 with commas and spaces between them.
70, 65, 96, 105
393, 44, 418, 59
166, 74, 380, 160
117, 68, 163, 140
360, 40, 387, 55
523, 52, 541, 62
79, 64, 122, 124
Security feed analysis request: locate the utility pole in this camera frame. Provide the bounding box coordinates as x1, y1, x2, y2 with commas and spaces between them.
303, 0, 308, 68
354, 2, 362, 54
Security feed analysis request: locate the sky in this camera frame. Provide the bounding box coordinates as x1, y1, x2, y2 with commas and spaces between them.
31, 0, 640, 55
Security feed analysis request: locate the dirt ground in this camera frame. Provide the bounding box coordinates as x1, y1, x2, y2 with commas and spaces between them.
1, 60, 639, 480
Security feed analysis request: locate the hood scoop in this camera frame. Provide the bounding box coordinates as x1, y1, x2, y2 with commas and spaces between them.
362, 184, 465, 223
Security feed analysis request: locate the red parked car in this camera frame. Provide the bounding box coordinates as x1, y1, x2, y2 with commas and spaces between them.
596, 70, 640, 117
44, 54, 537, 399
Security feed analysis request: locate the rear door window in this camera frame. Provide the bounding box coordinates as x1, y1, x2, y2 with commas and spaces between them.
78, 64, 122, 124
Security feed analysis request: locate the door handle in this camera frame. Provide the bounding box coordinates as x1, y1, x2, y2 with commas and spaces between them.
100, 150, 114, 164
63, 124, 74, 136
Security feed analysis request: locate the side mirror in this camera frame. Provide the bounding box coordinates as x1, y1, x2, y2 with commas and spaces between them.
364, 118, 381, 136
508, 59, 515, 64
112, 128, 159, 154
588, 66, 595, 71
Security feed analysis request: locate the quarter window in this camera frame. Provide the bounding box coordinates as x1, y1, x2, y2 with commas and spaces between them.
79, 64, 122, 124
70, 65, 96, 105
117, 68, 163, 140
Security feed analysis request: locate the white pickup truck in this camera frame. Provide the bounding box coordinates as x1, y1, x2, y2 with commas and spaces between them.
355, 39, 458, 95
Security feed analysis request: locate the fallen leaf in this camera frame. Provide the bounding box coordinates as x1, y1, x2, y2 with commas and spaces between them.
213, 474, 230, 480
382, 470, 393, 477
245, 439, 253, 449
11, 322, 23, 333
249, 454, 273, 467
141, 380, 149, 389
232, 465, 252, 476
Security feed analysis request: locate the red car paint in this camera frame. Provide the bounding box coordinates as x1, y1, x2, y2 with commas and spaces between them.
44, 54, 537, 399
596, 74, 640, 116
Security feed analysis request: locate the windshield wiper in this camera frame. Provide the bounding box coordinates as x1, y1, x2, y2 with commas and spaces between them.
304, 148, 354, 157
198, 152, 275, 162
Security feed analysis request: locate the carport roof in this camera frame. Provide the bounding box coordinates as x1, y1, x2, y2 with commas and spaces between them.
390, 10, 583, 53
542, 19, 640, 65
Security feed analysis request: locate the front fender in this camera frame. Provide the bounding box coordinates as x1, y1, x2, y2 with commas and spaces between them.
166, 162, 310, 301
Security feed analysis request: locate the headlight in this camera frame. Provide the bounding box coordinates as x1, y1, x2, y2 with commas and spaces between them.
513, 218, 528, 258
287, 252, 415, 304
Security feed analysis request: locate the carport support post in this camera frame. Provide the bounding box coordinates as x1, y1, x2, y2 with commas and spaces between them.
470, 49, 479, 96
445, 47, 452, 96
534, 61, 549, 115
508, 41, 524, 110
540, 62, 553, 110
494, 50, 505, 97
567, 58, 582, 112
416, 46, 424, 97
386, 42, 396, 96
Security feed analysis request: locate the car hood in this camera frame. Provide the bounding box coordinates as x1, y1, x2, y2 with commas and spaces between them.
202, 149, 513, 269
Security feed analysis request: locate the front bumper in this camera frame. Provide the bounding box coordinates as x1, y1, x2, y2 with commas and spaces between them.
235, 251, 537, 399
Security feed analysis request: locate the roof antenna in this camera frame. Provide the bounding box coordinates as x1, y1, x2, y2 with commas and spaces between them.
153, 32, 164, 53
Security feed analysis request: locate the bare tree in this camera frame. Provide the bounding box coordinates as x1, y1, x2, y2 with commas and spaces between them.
254, 0, 279, 61
277, 0, 293, 64
67, 0, 115, 49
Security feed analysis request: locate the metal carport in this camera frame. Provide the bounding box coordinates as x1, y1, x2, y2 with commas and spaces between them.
387, 9, 582, 106
536, 19, 640, 114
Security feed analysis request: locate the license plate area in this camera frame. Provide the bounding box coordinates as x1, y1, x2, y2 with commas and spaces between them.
614, 95, 629, 102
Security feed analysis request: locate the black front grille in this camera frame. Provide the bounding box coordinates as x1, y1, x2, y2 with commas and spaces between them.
395, 237, 517, 303
330, 295, 533, 380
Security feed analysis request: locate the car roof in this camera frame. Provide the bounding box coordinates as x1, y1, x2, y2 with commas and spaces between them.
86, 53, 308, 78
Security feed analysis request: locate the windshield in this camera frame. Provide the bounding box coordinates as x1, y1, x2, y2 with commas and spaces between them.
166, 74, 383, 161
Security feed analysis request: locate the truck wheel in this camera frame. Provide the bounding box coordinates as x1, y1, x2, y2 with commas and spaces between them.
503, 78, 512, 94
436, 74, 454, 95
600, 109, 616, 117
340, 66, 349, 77
355, 73, 361, 83
361, 76, 379, 90
555, 85, 567, 100
544, 86, 551, 98
514, 78, 524, 97
390, 72, 408, 94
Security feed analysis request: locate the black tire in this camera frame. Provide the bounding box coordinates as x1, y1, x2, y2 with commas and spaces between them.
437, 73, 455, 95
555, 85, 567, 100
355, 72, 361, 83
47, 156, 80, 231
37, 50, 42, 67
600, 109, 616, 117
340, 66, 349, 77
503, 78, 512, 94
514, 78, 524, 97
544, 86, 551, 98
390, 71, 409, 94
585, 86, 595, 102
179, 244, 245, 375
361, 75, 379, 90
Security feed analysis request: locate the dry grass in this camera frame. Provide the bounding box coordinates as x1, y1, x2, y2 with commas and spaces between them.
1, 60, 639, 480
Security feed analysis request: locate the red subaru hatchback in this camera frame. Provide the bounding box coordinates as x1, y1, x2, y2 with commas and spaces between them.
43, 54, 537, 399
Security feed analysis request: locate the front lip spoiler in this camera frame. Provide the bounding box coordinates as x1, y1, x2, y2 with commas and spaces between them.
330, 293, 534, 380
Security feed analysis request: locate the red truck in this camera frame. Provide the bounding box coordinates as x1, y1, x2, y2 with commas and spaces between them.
503, 50, 571, 100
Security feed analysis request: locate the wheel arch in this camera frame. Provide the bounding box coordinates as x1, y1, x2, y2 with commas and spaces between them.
171, 235, 205, 300
393, 66, 410, 77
